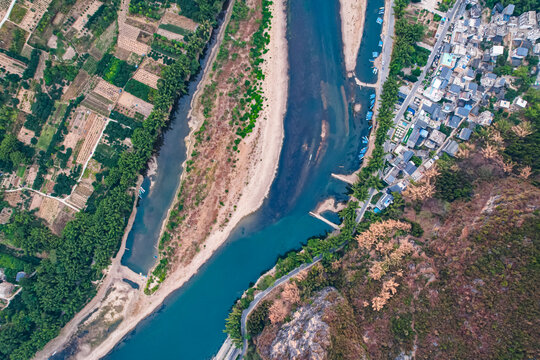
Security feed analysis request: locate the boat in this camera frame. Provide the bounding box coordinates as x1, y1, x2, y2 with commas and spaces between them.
376, 17, 383, 24
370, 99, 375, 105
372, 52, 379, 58
379, 9, 384, 14
369, 59, 374, 62
370, 93, 376, 99
373, 67, 378, 74
366, 111, 373, 121
378, 40, 383, 47
368, 125, 372, 129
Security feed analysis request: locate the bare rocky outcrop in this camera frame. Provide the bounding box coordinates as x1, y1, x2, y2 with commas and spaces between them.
262, 287, 339, 360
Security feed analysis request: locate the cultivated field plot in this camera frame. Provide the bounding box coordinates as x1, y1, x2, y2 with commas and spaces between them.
162, 11, 198, 32
81, 91, 114, 116
141, 57, 165, 76
67, 180, 94, 209
62, 70, 91, 101
93, 78, 122, 102
117, 35, 149, 56
17, 88, 34, 113
0, 21, 28, 54
17, 0, 52, 33
125, 17, 157, 34
117, 92, 153, 118
156, 28, 184, 42
74, 111, 107, 165
0, 52, 26, 75
132, 68, 160, 89
71, 0, 103, 34
17, 126, 35, 145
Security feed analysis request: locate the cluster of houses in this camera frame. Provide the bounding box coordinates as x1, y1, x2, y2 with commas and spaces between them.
370, 1, 538, 213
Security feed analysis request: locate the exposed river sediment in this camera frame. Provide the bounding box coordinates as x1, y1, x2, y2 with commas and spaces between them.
102, 0, 384, 358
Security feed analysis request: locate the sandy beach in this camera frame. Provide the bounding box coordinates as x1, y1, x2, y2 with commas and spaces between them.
340, 0, 367, 74
35, 0, 289, 358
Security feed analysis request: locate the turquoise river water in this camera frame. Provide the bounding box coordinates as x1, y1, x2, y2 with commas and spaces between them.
104, 0, 384, 358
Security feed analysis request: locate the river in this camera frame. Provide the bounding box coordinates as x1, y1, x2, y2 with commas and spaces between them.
105, 0, 382, 358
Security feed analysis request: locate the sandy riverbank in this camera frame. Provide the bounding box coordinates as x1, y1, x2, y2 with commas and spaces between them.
340, 0, 367, 74
35, 0, 289, 358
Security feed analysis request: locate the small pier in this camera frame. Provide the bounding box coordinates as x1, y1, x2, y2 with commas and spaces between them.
354, 77, 377, 88
331, 172, 358, 185
309, 211, 341, 230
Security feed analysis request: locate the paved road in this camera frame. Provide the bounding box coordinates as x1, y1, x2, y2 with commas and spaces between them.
379, 0, 395, 88
391, 0, 464, 126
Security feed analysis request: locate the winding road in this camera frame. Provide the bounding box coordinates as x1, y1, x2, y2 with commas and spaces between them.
240, 255, 323, 358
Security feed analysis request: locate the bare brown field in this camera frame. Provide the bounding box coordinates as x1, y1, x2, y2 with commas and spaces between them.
75, 111, 106, 164
162, 11, 198, 31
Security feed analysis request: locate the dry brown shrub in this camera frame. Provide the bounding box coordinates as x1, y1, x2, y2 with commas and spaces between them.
269, 299, 288, 324
512, 121, 533, 138
281, 282, 300, 304
520, 166, 532, 179
501, 160, 514, 173
403, 182, 435, 201
490, 130, 504, 144
423, 164, 440, 181
369, 261, 387, 281
481, 144, 498, 159
457, 146, 470, 159
371, 277, 400, 311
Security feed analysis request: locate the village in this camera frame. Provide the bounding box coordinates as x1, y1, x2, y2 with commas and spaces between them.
0, 0, 200, 304
367, 1, 539, 213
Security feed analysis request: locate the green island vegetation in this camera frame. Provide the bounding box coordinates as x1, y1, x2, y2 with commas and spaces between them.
32, 95, 84, 191
9, 28, 28, 55
22, 49, 41, 80
124, 79, 157, 103
143, 0, 273, 295
43, 61, 79, 86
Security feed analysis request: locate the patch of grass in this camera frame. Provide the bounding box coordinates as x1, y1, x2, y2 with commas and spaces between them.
9, 3, 28, 24
16, 165, 26, 178
95, 22, 118, 53
124, 79, 156, 103
51, 102, 68, 124
82, 55, 99, 75
158, 23, 191, 36
36, 124, 56, 150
